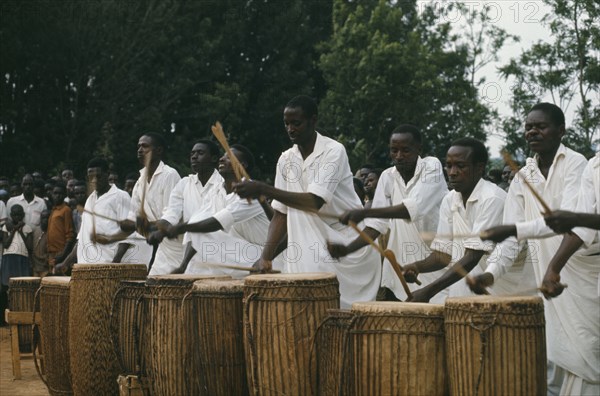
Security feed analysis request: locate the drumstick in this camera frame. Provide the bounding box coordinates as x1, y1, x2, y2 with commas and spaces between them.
505, 283, 568, 297
502, 150, 552, 214
348, 221, 415, 299
138, 149, 152, 237
79, 206, 121, 223
418, 231, 490, 241
206, 262, 281, 274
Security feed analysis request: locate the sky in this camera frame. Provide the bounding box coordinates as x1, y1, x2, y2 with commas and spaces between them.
416, 0, 588, 157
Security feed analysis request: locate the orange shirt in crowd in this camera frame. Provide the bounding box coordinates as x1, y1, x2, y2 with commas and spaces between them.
47, 203, 74, 254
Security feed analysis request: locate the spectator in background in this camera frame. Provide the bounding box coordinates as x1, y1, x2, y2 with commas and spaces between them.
71, 180, 87, 234
10, 183, 21, 197
61, 169, 74, 182
109, 171, 120, 187
32, 171, 45, 183
47, 182, 75, 273
0, 190, 8, 205
355, 164, 374, 185
31, 210, 49, 277
45, 179, 56, 205
0, 177, 9, 192
7, 174, 47, 229
353, 177, 366, 204
498, 165, 511, 190
66, 178, 78, 202
363, 168, 382, 209
124, 173, 138, 197
488, 168, 503, 185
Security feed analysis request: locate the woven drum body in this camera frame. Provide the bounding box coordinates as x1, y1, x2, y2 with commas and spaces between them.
68, 264, 147, 396
39, 276, 73, 396
8, 276, 41, 353
191, 279, 248, 396
143, 274, 230, 396
243, 273, 340, 396
111, 280, 146, 375
444, 296, 546, 396
316, 309, 354, 396
351, 302, 447, 396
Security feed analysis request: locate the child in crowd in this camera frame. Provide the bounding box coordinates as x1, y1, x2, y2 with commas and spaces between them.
32, 210, 50, 277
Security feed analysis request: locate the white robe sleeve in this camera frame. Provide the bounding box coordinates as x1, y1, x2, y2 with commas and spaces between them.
161, 178, 186, 225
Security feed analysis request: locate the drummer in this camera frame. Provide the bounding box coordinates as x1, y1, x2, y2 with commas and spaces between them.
164, 144, 283, 276
469, 103, 597, 395
119, 133, 183, 272
327, 124, 448, 302
147, 139, 227, 274
234, 95, 381, 308
400, 138, 510, 302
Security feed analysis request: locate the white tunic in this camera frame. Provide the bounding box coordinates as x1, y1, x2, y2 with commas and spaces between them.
129, 161, 183, 272
7, 194, 47, 228
364, 157, 448, 302
186, 192, 283, 277
77, 185, 147, 264
485, 145, 598, 387
271, 132, 381, 308
430, 179, 507, 297
572, 153, 600, 251
155, 170, 226, 275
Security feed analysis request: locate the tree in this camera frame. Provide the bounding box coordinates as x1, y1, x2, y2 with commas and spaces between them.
318, 0, 492, 169
500, 0, 599, 158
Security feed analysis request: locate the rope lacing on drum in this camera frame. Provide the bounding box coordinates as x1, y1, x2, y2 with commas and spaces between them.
469, 312, 498, 396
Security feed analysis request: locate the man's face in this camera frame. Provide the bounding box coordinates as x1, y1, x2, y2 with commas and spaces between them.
190, 143, 216, 174
52, 187, 66, 206
40, 210, 50, 230
62, 169, 73, 181
21, 175, 34, 195
10, 207, 25, 223
217, 148, 244, 176
67, 179, 77, 197
524, 110, 564, 155
137, 135, 157, 166
445, 146, 483, 194
87, 167, 109, 192
283, 106, 316, 147
364, 172, 379, 195
357, 168, 371, 184
73, 186, 87, 205
502, 166, 511, 183
390, 133, 421, 173
124, 179, 137, 196
108, 173, 119, 186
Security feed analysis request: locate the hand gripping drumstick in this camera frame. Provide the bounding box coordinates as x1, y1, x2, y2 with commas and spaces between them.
502, 150, 552, 214
348, 221, 416, 299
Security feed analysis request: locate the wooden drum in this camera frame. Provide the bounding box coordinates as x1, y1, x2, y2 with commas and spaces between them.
8, 276, 41, 353
143, 274, 230, 396
444, 296, 546, 396
191, 279, 248, 396
37, 276, 73, 396
350, 302, 447, 396
243, 273, 340, 396
68, 264, 147, 396
315, 309, 354, 396
111, 280, 146, 375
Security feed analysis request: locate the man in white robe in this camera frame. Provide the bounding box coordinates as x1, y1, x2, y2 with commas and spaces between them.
165, 145, 283, 277
120, 133, 182, 271
235, 95, 381, 308
470, 103, 596, 395
148, 140, 226, 275
400, 138, 510, 302
327, 124, 448, 302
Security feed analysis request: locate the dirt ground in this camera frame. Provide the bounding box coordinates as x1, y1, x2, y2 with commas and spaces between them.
0, 326, 49, 396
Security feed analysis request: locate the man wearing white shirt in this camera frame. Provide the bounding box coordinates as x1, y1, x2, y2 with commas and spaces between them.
327, 124, 448, 302
148, 139, 226, 275
401, 138, 509, 302
235, 95, 381, 308
470, 103, 595, 395
55, 158, 140, 270
119, 133, 182, 272
166, 144, 282, 276
7, 174, 47, 229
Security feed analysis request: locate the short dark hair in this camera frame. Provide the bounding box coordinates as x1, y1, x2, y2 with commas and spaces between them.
450, 137, 489, 166
285, 95, 318, 118
368, 168, 383, 178
391, 124, 421, 144
53, 180, 67, 191
74, 180, 86, 189
11, 204, 24, 214
230, 144, 255, 173
529, 102, 565, 126
359, 164, 375, 172
143, 132, 167, 150
193, 139, 221, 158
87, 157, 110, 172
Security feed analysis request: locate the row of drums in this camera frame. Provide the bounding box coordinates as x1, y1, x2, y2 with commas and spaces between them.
10, 264, 547, 395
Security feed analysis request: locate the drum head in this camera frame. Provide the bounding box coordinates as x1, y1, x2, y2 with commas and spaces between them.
352, 301, 444, 316
192, 279, 244, 293
41, 276, 71, 286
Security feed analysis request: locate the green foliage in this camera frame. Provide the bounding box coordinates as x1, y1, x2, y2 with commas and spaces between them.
318, 0, 492, 170
499, 0, 599, 158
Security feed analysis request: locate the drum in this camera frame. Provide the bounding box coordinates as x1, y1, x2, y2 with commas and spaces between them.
315, 309, 354, 396
142, 274, 231, 396
350, 302, 446, 396
444, 296, 546, 396
111, 280, 146, 374
69, 264, 147, 396
37, 276, 73, 396
191, 279, 248, 396
243, 273, 340, 396
8, 276, 41, 353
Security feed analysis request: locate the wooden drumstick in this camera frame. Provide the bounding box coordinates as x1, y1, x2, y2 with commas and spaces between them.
206, 262, 281, 274
502, 150, 552, 214
138, 148, 152, 237
348, 221, 415, 299
79, 206, 121, 223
